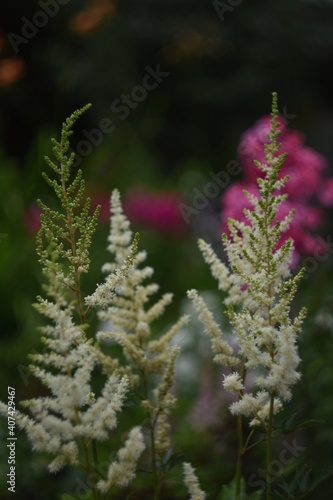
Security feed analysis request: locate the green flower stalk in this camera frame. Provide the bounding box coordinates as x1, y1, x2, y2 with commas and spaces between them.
188, 93, 306, 499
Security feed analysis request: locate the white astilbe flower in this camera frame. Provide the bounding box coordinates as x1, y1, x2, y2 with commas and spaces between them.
79, 374, 129, 440
187, 289, 239, 367
2, 296, 131, 474
97, 426, 145, 493
48, 441, 78, 473
223, 372, 244, 393
188, 94, 306, 428
18, 274, 133, 475
96, 189, 188, 375
85, 233, 140, 310
197, 238, 231, 292
94, 189, 188, 465
183, 462, 206, 500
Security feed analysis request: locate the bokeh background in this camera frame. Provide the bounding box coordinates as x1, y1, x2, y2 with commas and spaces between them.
1, 0, 333, 498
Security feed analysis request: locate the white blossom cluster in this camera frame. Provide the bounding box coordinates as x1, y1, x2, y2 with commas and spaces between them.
98, 426, 146, 492
188, 97, 306, 427
90, 189, 189, 461
183, 462, 206, 500
0, 275, 146, 481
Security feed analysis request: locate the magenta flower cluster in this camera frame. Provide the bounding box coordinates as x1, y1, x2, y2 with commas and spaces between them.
221, 115, 333, 260
123, 188, 186, 235
90, 189, 186, 235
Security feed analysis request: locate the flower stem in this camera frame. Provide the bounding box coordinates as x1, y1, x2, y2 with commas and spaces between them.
235, 363, 247, 498
150, 423, 161, 500
142, 370, 161, 500
92, 438, 99, 470
60, 145, 100, 500
235, 413, 243, 499
81, 437, 99, 500
266, 391, 275, 500
60, 150, 85, 326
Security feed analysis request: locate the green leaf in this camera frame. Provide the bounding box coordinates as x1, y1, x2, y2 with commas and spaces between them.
298, 468, 310, 492
290, 465, 309, 493
275, 413, 323, 436
309, 469, 333, 492
218, 477, 246, 500
277, 473, 292, 495
165, 452, 185, 472
273, 467, 333, 499
248, 491, 263, 500
281, 412, 297, 434
295, 418, 324, 431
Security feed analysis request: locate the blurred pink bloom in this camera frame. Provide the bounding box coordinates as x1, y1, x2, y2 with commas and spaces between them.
123, 188, 186, 235
221, 115, 331, 262
90, 189, 186, 235
90, 192, 111, 222
239, 115, 328, 201
26, 189, 186, 238
221, 184, 322, 257
23, 204, 42, 235
24, 194, 111, 236
221, 182, 257, 224
320, 178, 333, 207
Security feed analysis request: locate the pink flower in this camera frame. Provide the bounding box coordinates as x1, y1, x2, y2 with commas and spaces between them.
239, 115, 328, 201
90, 192, 111, 222
221, 183, 323, 258
221, 182, 258, 226
123, 188, 186, 235
221, 114, 330, 262
320, 178, 333, 207
90, 189, 186, 234
23, 204, 42, 235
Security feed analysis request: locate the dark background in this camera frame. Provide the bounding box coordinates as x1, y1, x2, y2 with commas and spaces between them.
0, 1, 333, 498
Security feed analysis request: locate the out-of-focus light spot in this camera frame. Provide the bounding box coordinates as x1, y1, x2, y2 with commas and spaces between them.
0, 58, 25, 88
161, 29, 223, 64
69, 0, 117, 36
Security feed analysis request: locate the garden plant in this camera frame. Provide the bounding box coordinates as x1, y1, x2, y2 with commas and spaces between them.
1, 94, 332, 499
